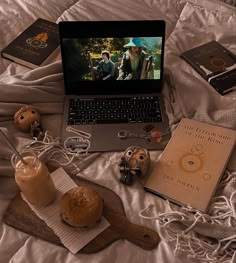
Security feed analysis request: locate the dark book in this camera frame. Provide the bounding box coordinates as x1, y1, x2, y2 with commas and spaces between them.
1, 18, 60, 69
180, 40, 236, 95
144, 118, 236, 212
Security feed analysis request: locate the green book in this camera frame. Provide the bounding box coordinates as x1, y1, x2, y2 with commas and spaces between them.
1, 18, 60, 69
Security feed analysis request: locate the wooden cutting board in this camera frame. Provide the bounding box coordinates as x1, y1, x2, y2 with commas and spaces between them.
3, 173, 159, 253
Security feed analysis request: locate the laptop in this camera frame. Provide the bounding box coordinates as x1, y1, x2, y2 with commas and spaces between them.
59, 20, 170, 152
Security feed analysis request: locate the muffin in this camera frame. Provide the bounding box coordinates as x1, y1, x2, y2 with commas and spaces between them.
60, 186, 103, 228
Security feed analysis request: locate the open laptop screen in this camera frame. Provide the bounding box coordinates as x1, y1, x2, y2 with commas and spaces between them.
59, 21, 165, 95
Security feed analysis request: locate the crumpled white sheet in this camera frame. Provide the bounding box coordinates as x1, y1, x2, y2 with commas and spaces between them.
0, 0, 235, 263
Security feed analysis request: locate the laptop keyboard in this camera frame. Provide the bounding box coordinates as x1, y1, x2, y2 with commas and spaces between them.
68, 96, 162, 125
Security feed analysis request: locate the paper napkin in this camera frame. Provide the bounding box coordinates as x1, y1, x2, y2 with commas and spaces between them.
22, 167, 110, 254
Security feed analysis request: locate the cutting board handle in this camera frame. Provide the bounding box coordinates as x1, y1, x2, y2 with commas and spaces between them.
105, 210, 159, 250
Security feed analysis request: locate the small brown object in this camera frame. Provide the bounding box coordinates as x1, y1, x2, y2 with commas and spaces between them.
60, 186, 103, 228
14, 106, 41, 132
14, 105, 44, 140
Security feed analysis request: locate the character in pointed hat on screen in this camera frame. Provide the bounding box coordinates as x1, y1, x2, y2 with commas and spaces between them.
117, 37, 146, 80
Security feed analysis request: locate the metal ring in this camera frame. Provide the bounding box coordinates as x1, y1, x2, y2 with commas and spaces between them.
117, 130, 128, 139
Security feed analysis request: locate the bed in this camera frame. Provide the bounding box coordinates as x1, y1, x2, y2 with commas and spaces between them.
0, 0, 235, 262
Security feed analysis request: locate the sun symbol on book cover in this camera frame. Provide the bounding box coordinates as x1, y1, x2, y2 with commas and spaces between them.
179, 144, 203, 172
26, 32, 48, 48
178, 144, 213, 181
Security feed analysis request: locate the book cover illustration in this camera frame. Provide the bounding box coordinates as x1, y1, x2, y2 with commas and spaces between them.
1, 18, 59, 68
181, 40, 236, 95
144, 118, 236, 212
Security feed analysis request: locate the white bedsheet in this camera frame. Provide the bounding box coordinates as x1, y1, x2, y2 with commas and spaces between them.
0, 0, 235, 262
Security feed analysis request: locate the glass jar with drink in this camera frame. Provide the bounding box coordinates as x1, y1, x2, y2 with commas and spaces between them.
11, 150, 57, 207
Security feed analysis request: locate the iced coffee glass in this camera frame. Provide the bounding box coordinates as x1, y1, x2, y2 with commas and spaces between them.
11, 150, 57, 207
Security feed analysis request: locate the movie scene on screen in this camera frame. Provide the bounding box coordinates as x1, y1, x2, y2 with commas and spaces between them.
62, 37, 163, 82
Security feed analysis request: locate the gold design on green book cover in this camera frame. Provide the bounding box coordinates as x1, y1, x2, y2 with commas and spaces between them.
26, 32, 48, 48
